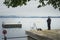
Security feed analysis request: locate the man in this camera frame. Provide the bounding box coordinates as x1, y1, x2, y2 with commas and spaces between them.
47, 17, 51, 30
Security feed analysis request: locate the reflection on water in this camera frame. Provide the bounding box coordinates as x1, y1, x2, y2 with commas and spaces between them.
0, 18, 60, 40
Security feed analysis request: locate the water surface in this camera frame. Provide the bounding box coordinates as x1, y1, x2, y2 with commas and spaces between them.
0, 18, 60, 40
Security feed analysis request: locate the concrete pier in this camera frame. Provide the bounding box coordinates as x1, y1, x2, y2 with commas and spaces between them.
26, 30, 60, 40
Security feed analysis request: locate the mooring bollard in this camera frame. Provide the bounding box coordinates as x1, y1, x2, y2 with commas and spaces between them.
2, 30, 7, 40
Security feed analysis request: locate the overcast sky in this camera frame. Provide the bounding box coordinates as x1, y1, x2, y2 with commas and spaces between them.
0, 0, 60, 16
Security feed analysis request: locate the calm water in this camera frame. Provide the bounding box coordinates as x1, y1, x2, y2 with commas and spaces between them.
0, 18, 60, 40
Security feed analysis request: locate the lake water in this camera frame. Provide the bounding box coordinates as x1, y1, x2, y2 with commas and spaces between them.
0, 18, 60, 40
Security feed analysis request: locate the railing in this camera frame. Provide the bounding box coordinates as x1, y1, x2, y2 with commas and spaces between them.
2, 36, 27, 40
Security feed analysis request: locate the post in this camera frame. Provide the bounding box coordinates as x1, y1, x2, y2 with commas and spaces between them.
4, 35, 7, 40
2, 30, 7, 40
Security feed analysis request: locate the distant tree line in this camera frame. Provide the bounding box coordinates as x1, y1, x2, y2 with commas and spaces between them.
0, 16, 60, 18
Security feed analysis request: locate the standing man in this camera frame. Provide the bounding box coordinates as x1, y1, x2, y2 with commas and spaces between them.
47, 17, 51, 30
